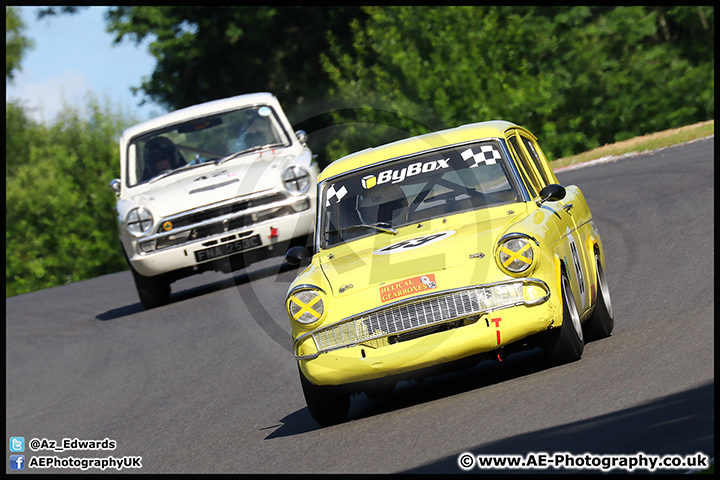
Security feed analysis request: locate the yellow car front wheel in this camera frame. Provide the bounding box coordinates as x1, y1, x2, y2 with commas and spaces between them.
543, 272, 584, 364
298, 366, 350, 427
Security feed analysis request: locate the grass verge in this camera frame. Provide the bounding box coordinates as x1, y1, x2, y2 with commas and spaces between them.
552, 120, 714, 169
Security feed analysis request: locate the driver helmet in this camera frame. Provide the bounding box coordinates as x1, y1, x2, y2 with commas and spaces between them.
144, 137, 178, 173
357, 184, 408, 225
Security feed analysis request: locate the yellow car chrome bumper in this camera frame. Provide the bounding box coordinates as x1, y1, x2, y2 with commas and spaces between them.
297, 278, 557, 386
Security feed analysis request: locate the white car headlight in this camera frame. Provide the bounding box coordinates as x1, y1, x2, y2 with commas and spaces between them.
126, 207, 154, 236
497, 234, 536, 275
287, 288, 325, 324
282, 165, 310, 194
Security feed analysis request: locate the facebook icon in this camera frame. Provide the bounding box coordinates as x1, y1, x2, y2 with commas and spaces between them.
10, 455, 25, 470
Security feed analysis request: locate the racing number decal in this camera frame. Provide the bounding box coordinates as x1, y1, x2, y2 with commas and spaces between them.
381, 233, 444, 251
566, 228, 586, 310
570, 240, 584, 295
372, 231, 455, 255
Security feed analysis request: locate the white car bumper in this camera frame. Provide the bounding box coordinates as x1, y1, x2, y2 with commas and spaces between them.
124, 192, 315, 278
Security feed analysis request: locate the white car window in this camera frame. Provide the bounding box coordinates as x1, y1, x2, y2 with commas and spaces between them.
127, 105, 290, 187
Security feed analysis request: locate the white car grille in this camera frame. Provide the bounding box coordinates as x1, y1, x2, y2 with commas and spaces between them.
140, 191, 310, 253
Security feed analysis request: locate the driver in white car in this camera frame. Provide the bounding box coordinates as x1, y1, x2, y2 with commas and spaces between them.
142, 136, 183, 181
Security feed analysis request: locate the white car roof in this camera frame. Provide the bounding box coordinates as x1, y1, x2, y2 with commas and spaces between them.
120, 92, 283, 141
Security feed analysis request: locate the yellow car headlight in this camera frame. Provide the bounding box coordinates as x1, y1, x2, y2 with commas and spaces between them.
497, 234, 537, 275
287, 287, 325, 325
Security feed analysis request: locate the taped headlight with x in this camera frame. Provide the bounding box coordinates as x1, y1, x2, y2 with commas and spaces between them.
498, 238, 534, 273
288, 290, 324, 324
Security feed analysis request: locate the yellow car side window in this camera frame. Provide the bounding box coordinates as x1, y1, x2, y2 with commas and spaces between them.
521, 135, 552, 186
507, 135, 540, 197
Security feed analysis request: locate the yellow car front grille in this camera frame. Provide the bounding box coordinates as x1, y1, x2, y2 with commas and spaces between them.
296, 279, 549, 359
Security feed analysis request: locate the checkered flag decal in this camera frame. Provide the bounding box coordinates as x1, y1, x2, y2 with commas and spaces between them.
325, 184, 348, 207
461, 145, 501, 167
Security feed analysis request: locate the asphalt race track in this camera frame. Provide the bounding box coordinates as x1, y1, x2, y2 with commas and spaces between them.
6, 138, 713, 474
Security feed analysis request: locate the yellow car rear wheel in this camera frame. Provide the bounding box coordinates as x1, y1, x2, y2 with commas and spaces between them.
583, 253, 614, 341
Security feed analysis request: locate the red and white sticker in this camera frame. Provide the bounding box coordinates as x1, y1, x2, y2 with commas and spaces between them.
379, 274, 437, 303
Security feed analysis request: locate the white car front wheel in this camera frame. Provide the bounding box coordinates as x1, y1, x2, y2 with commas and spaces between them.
125, 251, 170, 309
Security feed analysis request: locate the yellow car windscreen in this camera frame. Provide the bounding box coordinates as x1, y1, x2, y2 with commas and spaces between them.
321, 140, 520, 248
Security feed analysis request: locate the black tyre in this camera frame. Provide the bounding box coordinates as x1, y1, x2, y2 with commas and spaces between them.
583, 253, 614, 341
298, 366, 350, 427
544, 272, 584, 364
363, 379, 396, 399
129, 263, 170, 310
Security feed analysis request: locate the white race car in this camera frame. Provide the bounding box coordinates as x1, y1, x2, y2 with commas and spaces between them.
111, 93, 318, 308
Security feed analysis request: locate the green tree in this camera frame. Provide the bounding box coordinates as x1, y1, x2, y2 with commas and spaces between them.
38, 6, 370, 166
5, 100, 37, 177
6, 6, 35, 81
103, 6, 367, 111
6, 97, 138, 297
321, 6, 714, 160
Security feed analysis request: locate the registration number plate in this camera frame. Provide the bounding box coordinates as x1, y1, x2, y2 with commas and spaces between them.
194, 234, 262, 262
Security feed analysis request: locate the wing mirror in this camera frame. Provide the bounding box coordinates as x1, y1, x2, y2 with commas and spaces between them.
537, 184, 566, 206
110, 178, 121, 195
286, 246, 311, 265
295, 130, 308, 147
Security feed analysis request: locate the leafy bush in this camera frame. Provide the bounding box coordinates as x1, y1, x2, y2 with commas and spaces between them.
6, 97, 137, 297
320, 6, 714, 161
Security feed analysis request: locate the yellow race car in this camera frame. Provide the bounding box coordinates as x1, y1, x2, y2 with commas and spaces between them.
285, 121, 614, 426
